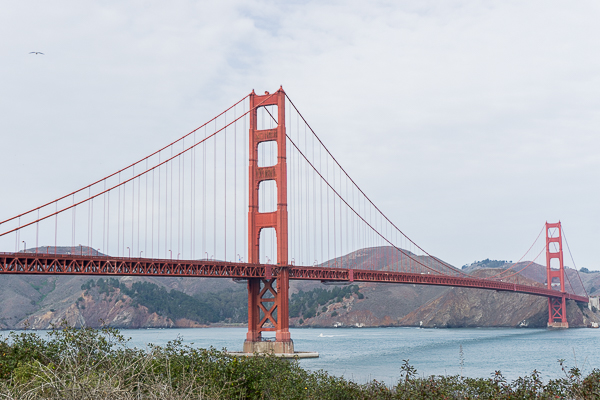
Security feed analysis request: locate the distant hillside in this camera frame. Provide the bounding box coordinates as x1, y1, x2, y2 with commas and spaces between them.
20, 245, 104, 256
462, 259, 512, 271
1, 246, 598, 329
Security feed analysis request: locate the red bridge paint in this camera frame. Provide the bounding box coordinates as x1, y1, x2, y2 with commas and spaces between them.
246, 88, 291, 350
0, 87, 588, 354
546, 222, 570, 328
0, 253, 588, 304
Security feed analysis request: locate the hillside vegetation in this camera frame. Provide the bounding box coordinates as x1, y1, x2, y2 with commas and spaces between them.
290, 285, 361, 319
81, 278, 248, 324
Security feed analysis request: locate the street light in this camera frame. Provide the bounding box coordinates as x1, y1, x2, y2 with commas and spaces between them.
177, 253, 180, 260
22, 241, 26, 253
205, 252, 209, 260
140, 251, 143, 258
169, 250, 172, 259
126, 247, 131, 257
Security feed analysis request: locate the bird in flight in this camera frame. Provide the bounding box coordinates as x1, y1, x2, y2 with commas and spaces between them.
29, 52, 44, 55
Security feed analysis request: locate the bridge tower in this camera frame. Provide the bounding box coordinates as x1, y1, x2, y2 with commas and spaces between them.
244, 87, 293, 354
546, 221, 568, 328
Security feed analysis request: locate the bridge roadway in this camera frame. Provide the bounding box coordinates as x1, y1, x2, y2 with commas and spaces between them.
0, 253, 588, 303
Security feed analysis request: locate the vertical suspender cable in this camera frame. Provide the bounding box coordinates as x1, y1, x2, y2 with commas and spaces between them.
137, 167, 141, 256
157, 155, 161, 258
203, 126, 206, 257
102, 181, 106, 255
145, 159, 149, 258
179, 142, 182, 258
320, 142, 323, 264
327, 157, 330, 264
150, 164, 154, 258
36, 209, 39, 252
87, 188, 91, 251
132, 166, 135, 256
234, 107, 237, 260
54, 203, 57, 254
90, 197, 94, 255
117, 174, 121, 256
170, 147, 173, 258
214, 120, 216, 259
333, 158, 336, 266
72, 195, 75, 250
345, 173, 348, 268
290, 110, 295, 262
182, 141, 185, 259
313, 119, 316, 266
192, 131, 195, 259
243, 100, 247, 261
224, 113, 227, 261
106, 191, 110, 256
305, 124, 309, 265
122, 179, 125, 257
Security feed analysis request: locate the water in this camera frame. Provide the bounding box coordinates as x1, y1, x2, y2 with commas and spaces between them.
121, 327, 599, 384
4, 327, 599, 385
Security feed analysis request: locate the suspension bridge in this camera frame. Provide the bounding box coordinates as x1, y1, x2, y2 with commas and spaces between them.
0, 87, 588, 355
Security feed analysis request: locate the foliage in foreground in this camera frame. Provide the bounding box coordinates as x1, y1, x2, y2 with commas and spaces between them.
0, 326, 599, 399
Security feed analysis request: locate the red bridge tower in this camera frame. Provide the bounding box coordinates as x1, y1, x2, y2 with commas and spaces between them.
546, 221, 568, 328
244, 88, 293, 354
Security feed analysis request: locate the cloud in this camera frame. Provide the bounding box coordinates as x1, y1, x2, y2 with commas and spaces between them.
1, 0, 599, 268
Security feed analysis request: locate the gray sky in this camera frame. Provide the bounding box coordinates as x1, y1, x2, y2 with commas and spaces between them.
1, 0, 599, 269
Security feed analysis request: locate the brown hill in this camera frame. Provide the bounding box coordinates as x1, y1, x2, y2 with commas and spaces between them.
292, 251, 598, 329
1, 247, 597, 329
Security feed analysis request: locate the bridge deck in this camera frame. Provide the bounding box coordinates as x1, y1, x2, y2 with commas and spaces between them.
0, 253, 588, 303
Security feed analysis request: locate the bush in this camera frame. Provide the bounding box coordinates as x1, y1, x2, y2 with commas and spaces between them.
0, 324, 368, 399
0, 325, 598, 399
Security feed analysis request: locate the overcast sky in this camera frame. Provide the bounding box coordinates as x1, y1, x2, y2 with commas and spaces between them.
1, 0, 599, 269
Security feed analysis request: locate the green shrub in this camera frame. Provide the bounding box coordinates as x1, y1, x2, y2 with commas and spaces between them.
0, 325, 598, 399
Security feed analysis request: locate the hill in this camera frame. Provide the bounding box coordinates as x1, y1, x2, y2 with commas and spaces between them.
1, 247, 598, 329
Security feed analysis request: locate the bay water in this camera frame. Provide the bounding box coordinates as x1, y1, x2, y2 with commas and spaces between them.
4, 326, 598, 385
118, 327, 599, 385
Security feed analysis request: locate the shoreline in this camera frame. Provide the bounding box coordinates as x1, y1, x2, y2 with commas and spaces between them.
1, 324, 596, 331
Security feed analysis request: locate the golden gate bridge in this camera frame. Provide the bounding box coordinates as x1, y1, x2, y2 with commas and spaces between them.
0, 87, 588, 355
